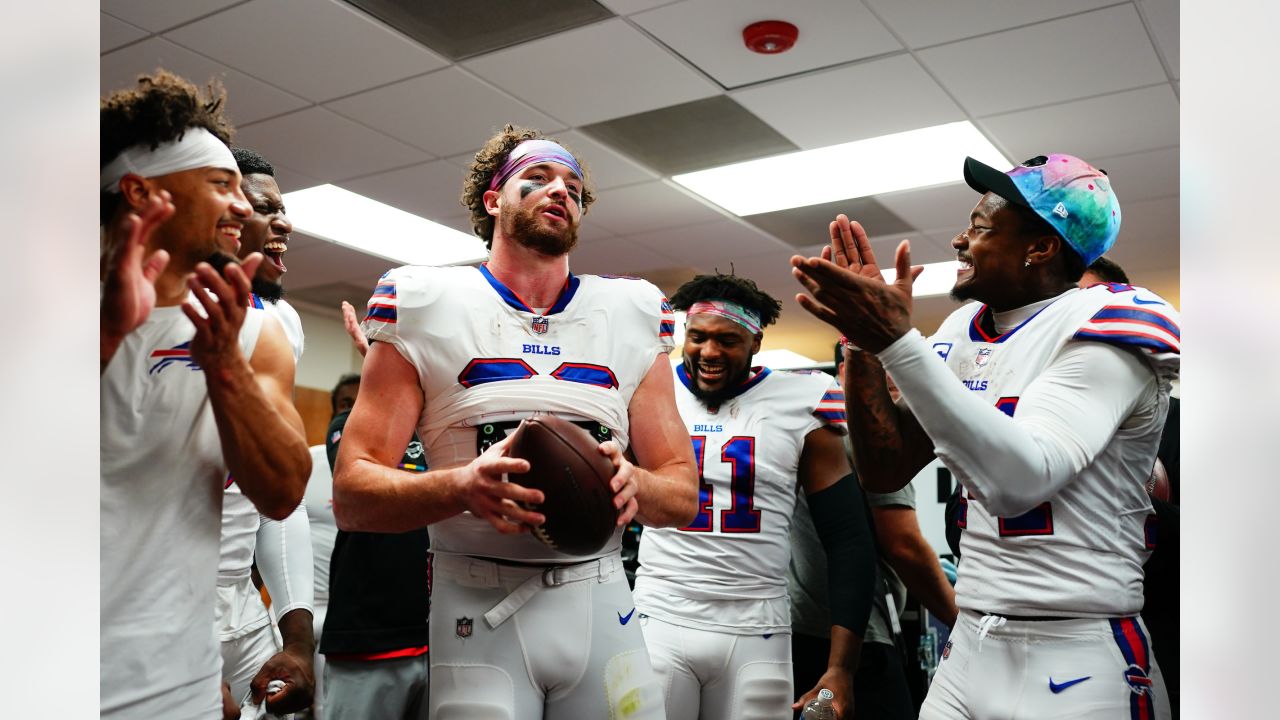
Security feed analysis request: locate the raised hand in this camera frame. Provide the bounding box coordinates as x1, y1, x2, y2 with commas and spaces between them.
456, 435, 545, 534
791, 215, 924, 353
341, 300, 370, 357
101, 190, 175, 370
182, 253, 264, 373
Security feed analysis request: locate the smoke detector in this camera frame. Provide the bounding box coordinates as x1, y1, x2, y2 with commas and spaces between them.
743, 20, 798, 54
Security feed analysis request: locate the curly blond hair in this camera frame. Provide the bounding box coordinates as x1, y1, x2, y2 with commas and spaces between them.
461, 124, 594, 248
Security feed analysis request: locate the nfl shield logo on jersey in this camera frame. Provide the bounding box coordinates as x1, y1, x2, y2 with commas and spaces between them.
456, 617, 473, 638
942, 638, 952, 660
531, 316, 549, 334
974, 347, 993, 367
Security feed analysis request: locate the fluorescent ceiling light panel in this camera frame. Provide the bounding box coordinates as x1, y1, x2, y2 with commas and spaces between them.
282, 184, 488, 267
882, 260, 961, 298
672, 121, 1010, 216
753, 349, 821, 370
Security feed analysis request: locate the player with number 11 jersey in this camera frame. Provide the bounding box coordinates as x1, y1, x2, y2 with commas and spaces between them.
635, 273, 877, 720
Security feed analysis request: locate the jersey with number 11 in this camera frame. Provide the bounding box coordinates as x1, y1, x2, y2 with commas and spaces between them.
634, 365, 845, 634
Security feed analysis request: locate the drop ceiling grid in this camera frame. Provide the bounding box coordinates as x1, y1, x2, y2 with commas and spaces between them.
99, 0, 1180, 332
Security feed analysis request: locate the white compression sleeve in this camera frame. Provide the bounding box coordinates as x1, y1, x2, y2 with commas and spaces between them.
877, 329, 1153, 516
256, 502, 315, 619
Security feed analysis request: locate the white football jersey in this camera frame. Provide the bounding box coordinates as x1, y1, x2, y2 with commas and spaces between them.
101, 299, 264, 718
218, 297, 304, 593
932, 283, 1179, 617
633, 366, 846, 634
303, 444, 336, 604
362, 264, 674, 562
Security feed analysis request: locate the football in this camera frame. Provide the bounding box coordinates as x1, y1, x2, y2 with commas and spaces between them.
506, 415, 619, 555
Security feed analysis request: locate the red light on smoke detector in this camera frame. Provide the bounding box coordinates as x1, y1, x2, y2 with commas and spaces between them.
743, 20, 798, 54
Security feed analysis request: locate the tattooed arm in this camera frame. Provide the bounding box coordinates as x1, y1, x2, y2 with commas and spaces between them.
841, 346, 936, 493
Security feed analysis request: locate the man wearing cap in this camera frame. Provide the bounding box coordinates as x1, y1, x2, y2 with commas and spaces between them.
100, 71, 311, 719
791, 154, 1178, 718
332, 124, 698, 719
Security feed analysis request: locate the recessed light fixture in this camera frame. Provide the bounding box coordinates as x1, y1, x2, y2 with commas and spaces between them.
672, 121, 1010, 216
281, 184, 488, 267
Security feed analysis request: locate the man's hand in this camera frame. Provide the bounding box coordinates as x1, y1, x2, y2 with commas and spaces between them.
454, 435, 545, 534
101, 189, 174, 371
220, 680, 239, 720
598, 440, 640, 527
793, 665, 854, 719
791, 214, 923, 353
182, 253, 264, 373
249, 647, 315, 714
341, 300, 370, 357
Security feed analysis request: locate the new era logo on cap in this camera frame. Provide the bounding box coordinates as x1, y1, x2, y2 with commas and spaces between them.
1053, 202, 1069, 218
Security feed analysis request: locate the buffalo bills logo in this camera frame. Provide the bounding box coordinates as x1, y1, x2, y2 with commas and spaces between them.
456, 617, 473, 638
531, 316, 549, 334
974, 347, 993, 368
1123, 664, 1152, 695
149, 341, 201, 375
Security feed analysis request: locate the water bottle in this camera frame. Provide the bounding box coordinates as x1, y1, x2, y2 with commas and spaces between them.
801, 688, 837, 719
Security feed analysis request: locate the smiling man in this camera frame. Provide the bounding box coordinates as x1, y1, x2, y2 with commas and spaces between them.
202, 147, 317, 715
100, 71, 311, 720
634, 272, 877, 720
332, 124, 698, 720
791, 154, 1178, 719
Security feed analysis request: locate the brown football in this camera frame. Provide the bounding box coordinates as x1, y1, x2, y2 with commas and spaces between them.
506, 415, 618, 556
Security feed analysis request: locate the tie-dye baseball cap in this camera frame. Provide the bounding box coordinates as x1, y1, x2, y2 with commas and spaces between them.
963, 154, 1121, 267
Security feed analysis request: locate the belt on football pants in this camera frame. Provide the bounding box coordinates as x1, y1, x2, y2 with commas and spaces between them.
440, 554, 622, 629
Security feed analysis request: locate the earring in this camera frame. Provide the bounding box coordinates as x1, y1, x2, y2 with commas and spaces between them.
1024, 260, 1031, 268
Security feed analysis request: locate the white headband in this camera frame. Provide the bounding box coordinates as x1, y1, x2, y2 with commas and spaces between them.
100, 127, 237, 193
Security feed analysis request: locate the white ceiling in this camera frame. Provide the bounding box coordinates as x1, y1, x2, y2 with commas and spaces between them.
101, 0, 1180, 360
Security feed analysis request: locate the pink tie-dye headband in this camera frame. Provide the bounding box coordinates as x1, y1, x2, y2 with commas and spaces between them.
489, 139, 584, 191
687, 300, 762, 335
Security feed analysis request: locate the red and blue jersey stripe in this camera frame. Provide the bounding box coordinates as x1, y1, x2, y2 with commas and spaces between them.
816, 388, 846, 426
1110, 617, 1157, 720
1075, 304, 1180, 355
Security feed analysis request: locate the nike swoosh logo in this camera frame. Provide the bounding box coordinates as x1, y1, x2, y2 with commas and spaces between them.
618, 608, 636, 625
1049, 676, 1091, 693
1133, 296, 1163, 305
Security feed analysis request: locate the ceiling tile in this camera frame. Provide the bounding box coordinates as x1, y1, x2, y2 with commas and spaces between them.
597, 0, 677, 15
102, 0, 243, 33
101, 12, 149, 52
978, 85, 1178, 162
583, 180, 727, 235
744, 196, 914, 248
338, 160, 470, 221
626, 219, 790, 269
234, 107, 430, 181
271, 163, 324, 194
918, 5, 1166, 116
569, 236, 676, 275
862, 0, 1115, 49
1105, 196, 1178, 272
732, 54, 964, 149
1090, 147, 1178, 204
554, 129, 660, 190
580, 95, 797, 175
325, 67, 565, 156
463, 18, 720, 126
344, 0, 614, 61
1137, 0, 1178, 79
101, 37, 310, 126
876, 182, 980, 236
164, 0, 447, 103
630, 0, 902, 88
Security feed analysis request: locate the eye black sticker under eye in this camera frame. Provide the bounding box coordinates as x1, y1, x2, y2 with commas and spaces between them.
519, 181, 542, 199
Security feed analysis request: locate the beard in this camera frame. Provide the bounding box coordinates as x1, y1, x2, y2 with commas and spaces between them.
251, 275, 285, 303
683, 357, 752, 409
502, 204, 578, 257
205, 251, 283, 303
